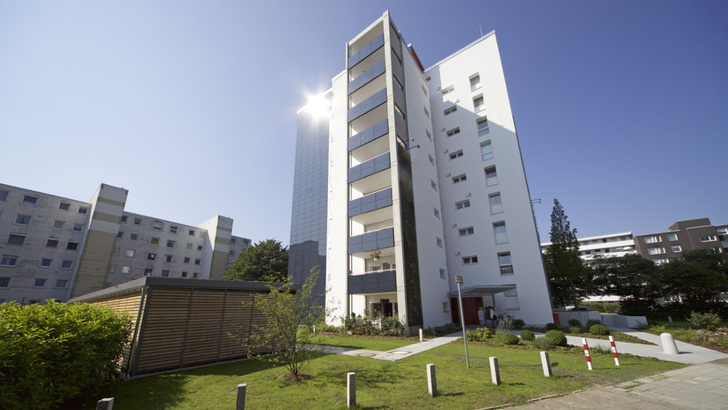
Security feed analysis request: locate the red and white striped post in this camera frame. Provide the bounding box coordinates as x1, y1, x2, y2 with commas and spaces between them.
609, 336, 620, 366
582, 338, 593, 370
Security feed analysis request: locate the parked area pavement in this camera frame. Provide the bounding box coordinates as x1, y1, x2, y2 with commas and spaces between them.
318, 332, 462, 361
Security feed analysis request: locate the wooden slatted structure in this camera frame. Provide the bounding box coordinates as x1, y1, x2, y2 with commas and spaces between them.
68, 277, 282, 378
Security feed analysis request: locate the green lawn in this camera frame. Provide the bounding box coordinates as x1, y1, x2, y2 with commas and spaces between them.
315, 333, 419, 351
103, 339, 684, 409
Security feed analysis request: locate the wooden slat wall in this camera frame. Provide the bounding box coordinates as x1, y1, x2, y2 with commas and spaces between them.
135, 289, 191, 373
82, 290, 142, 371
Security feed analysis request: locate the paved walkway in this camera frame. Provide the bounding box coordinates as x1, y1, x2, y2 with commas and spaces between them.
319, 332, 462, 361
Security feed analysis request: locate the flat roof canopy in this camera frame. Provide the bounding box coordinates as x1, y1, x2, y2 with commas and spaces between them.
447, 284, 516, 298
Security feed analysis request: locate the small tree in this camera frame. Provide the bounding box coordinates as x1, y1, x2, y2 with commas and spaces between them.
224, 239, 289, 282
543, 199, 592, 307
239, 267, 326, 380
591, 254, 662, 315
662, 249, 728, 304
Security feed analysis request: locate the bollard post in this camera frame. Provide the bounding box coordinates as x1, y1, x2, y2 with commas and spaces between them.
427, 363, 437, 397
236, 384, 246, 410
582, 338, 593, 370
419, 328, 424, 342
668, 316, 672, 324
489, 357, 501, 385
347, 372, 356, 408
313, 324, 316, 334
540, 351, 552, 377
609, 336, 620, 366
660, 333, 679, 355
97, 398, 114, 410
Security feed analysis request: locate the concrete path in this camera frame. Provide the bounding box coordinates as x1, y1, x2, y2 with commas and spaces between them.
319, 332, 462, 361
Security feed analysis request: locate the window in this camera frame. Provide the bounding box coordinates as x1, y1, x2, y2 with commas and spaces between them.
121, 266, 131, 274
429, 154, 435, 166
184, 257, 190, 264
72, 223, 84, 232
181, 271, 188, 278
473, 95, 484, 112
441, 85, 454, 95
55, 280, 68, 288
169, 226, 178, 234
121, 215, 128, 223
700, 235, 717, 242
34, 279, 46, 287
667, 233, 678, 241
144, 268, 153, 276
61, 260, 73, 269
186, 243, 193, 249
455, 199, 471, 210
147, 253, 156, 261
671, 245, 682, 253
504, 288, 518, 297
134, 218, 142, 225
151, 237, 159, 245
41, 258, 52, 267
458, 227, 475, 236
130, 233, 138, 241
449, 150, 463, 160
643, 236, 661, 244
194, 258, 201, 265
78, 207, 88, 215
152, 221, 163, 231
485, 166, 498, 186
436, 237, 443, 248
125, 249, 135, 257
53, 220, 64, 229
423, 106, 430, 118
446, 127, 460, 137
452, 174, 467, 184
443, 105, 457, 115
477, 118, 490, 136
117, 232, 124, 239
189, 229, 196, 236
0, 190, 8, 201
166, 240, 175, 248
421, 84, 428, 97
489, 193, 503, 214
197, 245, 203, 251
394, 104, 405, 118
22, 195, 38, 206
462, 255, 479, 264
161, 270, 170, 277
46, 239, 59, 248
480, 140, 493, 160
647, 247, 665, 255
499, 252, 514, 274
59, 202, 70, 211
426, 129, 432, 141
8, 235, 25, 246
14, 214, 31, 225
494, 222, 508, 244
431, 180, 438, 191
1, 255, 18, 266
165, 255, 172, 263
66, 242, 78, 250
654, 259, 670, 266
434, 208, 440, 219
0, 278, 9, 287
393, 75, 404, 90
717, 228, 728, 236
193, 272, 200, 278
470, 74, 481, 91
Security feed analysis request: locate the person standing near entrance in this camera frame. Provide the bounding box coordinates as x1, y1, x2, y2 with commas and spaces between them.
488, 306, 497, 328
477, 308, 486, 326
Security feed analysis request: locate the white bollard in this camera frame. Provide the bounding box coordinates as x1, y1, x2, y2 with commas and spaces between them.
609, 336, 620, 366
540, 351, 552, 377
489, 357, 501, 385
313, 324, 316, 334
419, 328, 424, 342
582, 338, 593, 371
668, 316, 673, 324
96, 398, 114, 410
347, 372, 356, 408
661, 333, 679, 355
236, 384, 246, 410
427, 363, 437, 397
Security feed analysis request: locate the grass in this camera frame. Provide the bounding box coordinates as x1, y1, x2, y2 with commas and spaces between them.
101, 338, 684, 409
315, 333, 419, 351
563, 329, 652, 345
649, 319, 728, 328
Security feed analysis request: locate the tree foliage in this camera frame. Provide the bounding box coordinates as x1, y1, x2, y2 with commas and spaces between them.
661, 249, 728, 304
591, 254, 662, 314
224, 239, 289, 282
0, 301, 132, 409
238, 268, 326, 379
543, 199, 591, 307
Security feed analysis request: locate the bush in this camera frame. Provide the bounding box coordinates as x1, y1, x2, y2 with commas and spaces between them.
545, 322, 560, 331
532, 337, 555, 350
689, 311, 722, 331
0, 301, 132, 409
568, 318, 583, 328
499, 333, 519, 345
586, 319, 602, 328
512, 319, 525, 329
569, 326, 583, 334
589, 324, 610, 335
380, 316, 406, 336
495, 317, 513, 334
520, 329, 535, 341
545, 330, 567, 346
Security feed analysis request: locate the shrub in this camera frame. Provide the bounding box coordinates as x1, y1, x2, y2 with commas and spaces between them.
689, 311, 722, 331
568, 318, 583, 328
499, 333, 519, 345
589, 324, 610, 335
0, 301, 132, 409
520, 329, 535, 341
380, 316, 406, 336
495, 317, 513, 334
545, 330, 567, 346
569, 326, 583, 334
532, 337, 555, 350
545, 322, 560, 331
586, 319, 602, 328
512, 319, 525, 329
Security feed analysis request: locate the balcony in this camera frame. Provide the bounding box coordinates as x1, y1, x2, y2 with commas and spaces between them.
348, 269, 396, 294
348, 34, 384, 69
348, 152, 390, 184
349, 119, 388, 152
348, 227, 394, 255
349, 188, 392, 218
349, 60, 386, 95
348, 88, 387, 122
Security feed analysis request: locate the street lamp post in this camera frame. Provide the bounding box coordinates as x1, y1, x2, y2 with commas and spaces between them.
455, 275, 470, 368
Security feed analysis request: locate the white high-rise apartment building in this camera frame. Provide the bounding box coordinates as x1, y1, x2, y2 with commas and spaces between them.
318, 12, 553, 330
0, 182, 251, 304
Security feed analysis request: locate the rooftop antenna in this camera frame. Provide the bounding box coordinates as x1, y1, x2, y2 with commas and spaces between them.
479, 24, 483, 37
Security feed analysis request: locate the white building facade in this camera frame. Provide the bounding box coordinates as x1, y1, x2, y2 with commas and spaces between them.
0, 182, 250, 304
321, 12, 553, 329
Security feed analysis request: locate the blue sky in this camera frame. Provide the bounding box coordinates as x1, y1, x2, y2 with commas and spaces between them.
1, 1, 726, 244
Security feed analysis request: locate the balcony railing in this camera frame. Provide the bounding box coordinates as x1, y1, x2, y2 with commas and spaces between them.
348, 227, 394, 255
348, 152, 390, 183
349, 60, 386, 95
348, 34, 384, 69
349, 188, 392, 217
349, 119, 388, 151
348, 269, 396, 294
348, 88, 387, 122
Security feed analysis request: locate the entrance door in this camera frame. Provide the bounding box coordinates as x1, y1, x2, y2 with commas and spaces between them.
450, 297, 485, 325
381, 299, 393, 316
